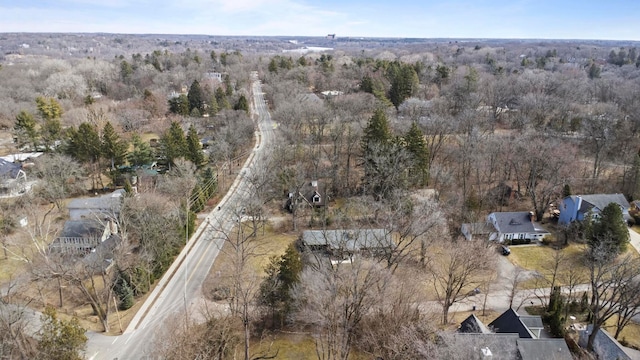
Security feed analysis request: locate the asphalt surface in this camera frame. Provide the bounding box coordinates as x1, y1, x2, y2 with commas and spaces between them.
86, 71, 274, 360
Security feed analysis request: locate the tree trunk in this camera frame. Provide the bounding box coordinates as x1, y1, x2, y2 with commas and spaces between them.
587, 324, 599, 351
442, 304, 450, 325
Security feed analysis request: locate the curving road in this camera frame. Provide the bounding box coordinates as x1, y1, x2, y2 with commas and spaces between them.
86, 71, 275, 360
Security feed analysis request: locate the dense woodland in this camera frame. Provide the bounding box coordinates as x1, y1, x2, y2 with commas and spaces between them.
1, 34, 640, 359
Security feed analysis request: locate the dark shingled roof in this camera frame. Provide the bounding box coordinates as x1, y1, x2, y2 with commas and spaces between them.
488, 308, 536, 338
0, 159, 22, 179
459, 314, 492, 334
58, 220, 104, 239
491, 212, 548, 234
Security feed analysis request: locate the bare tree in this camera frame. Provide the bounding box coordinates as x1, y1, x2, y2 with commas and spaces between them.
507, 266, 525, 310
209, 208, 274, 360
31, 154, 86, 211
0, 283, 38, 359
364, 190, 447, 270
585, 240, 640, 351
294, 256, 392, 360
428, 238, 494, 324
152, 311, 242, 360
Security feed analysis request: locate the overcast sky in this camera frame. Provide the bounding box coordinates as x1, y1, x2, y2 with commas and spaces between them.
0, 0, 638, 40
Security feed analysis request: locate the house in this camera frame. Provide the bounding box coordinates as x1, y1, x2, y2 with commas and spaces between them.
67, 189, 124, 221
463, 212, 550, 242
50, 219, 118, 256
459, 313, 492, 334
458, 309, 573, 360
300, 229, 394, 258
285, 180, 326, 212
558, 193, 630, 225
578, 325, 632, 360
0, 159, 27, 196
488, 308, 544, 339
487, 212, 550, 243
461, 222, 495, 241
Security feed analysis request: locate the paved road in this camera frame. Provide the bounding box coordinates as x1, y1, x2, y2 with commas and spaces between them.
86, 71, 274, 360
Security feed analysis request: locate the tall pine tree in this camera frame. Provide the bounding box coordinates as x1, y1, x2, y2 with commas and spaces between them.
14, 110, 38, 150
404, 122, 430, 187
101, 122, 128, 170
185, 125, 205, 167
128, 134, 155, 167
160, 121, 188, 168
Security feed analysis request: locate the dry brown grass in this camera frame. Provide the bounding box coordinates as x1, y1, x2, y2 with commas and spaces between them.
209, 221, 298, 279
604, 315, 640, 350
249, 331, 371, 360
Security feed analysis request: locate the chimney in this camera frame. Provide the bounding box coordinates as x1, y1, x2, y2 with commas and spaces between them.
481, 347, 493, 357
529, 211, 535, 222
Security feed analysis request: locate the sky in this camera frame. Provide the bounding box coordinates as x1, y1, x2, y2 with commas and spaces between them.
0, 0, 639, 40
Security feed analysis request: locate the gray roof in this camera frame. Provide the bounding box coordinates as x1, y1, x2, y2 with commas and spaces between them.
0, 159, 22, 179
58, 220, 105, 239
462, 222, 494, 235
68, 190, 123, 211
491, 212, 548, 234
439, 333, 519, 359
520, 316, 544, 329
301, 229, 394, 251
517, 339, 573, 360
574, 193, 630, 213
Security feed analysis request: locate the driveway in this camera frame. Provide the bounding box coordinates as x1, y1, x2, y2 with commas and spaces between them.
629, 228, 640, 254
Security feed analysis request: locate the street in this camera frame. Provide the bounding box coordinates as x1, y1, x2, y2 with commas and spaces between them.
86, 71, 274, 360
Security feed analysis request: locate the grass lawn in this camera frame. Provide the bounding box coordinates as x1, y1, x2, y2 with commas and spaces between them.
604, 316, 640, 350
250, 332, 371, 360
209, 221, 298, 278
509, 244, 589, 289
509, 242, 639, 289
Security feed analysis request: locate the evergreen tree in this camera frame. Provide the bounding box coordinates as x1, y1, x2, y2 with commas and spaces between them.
588, 62, 601, 79
160, 121, 187, 167
40, 118, 62, 152
268, 58, 278, 73
215, 87, 231, 110
185, 125, 205, 167
187, 80, 204, 115
234, 94, 249, 113
388, 62, 419, 109
37, 306, 87, 360
587, 202, 630, 255
361, 108, 392, 151
101, 122, 128, 170
66, 122, 101, 163
224, 74, 233, 96
35, 96, 63, 121
200, 167, 217, 197
562, 184, 572, 198
114, 274, 135, 310
127, 133, 154, 167
14, 110, 38, 149
259, 243, 302, 328
404, 122, 430, 187
207, 94, 219, 116
168, 94, 190, 116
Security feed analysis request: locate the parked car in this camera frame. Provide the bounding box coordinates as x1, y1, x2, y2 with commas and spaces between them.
501, 245, 511, 256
